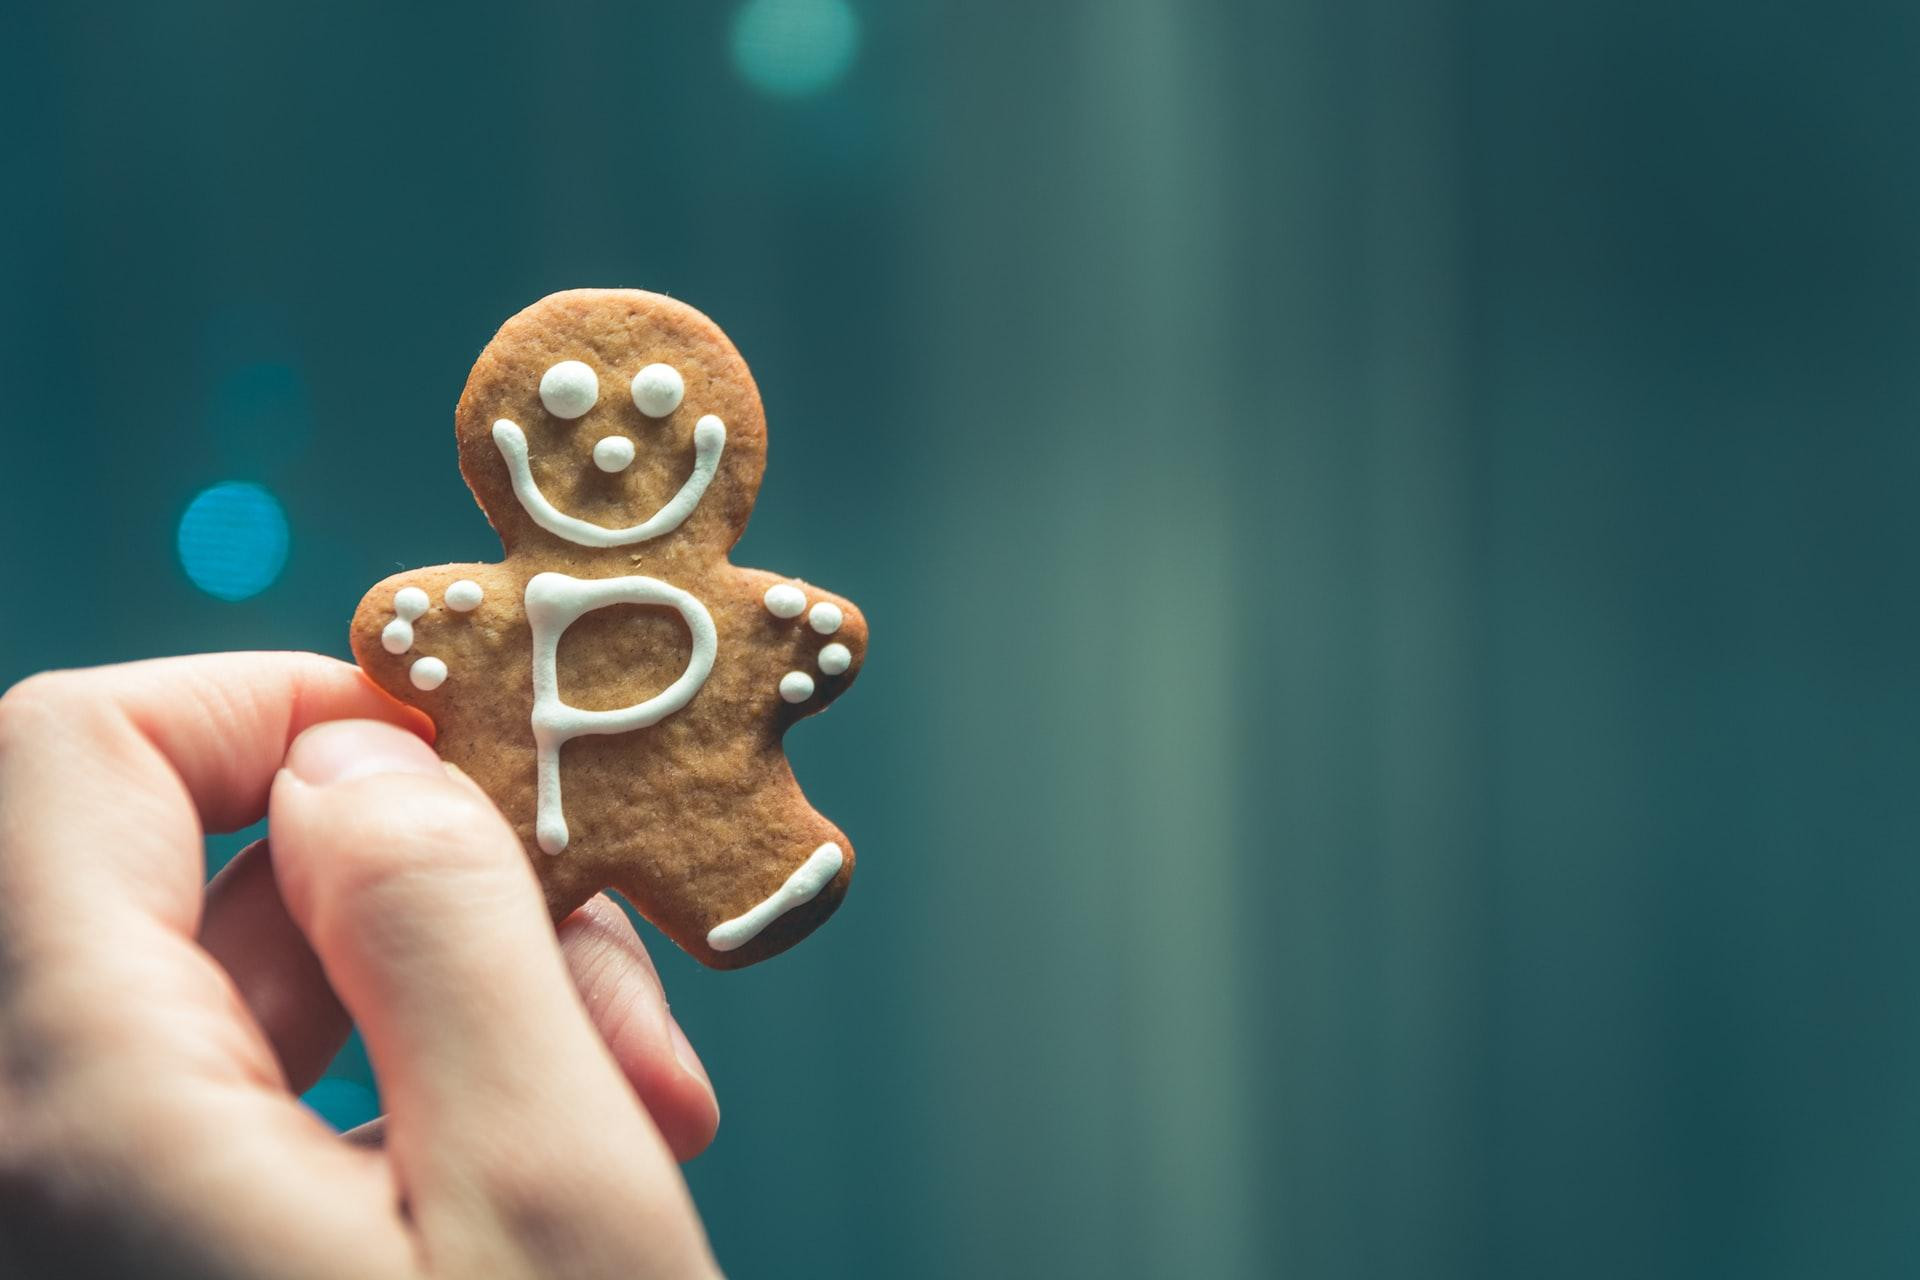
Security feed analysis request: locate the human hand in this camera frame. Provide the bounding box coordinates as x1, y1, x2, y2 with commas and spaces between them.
0, 654, 723, 1279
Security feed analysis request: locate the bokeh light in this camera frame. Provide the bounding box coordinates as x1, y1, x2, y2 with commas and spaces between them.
731, 0, 861, 98
176, 481, 290, 601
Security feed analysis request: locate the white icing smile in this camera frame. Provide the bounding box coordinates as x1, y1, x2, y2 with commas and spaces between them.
492, 415, 725, 548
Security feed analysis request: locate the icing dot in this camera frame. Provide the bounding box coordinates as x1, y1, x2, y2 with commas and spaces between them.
593, 435, 636, 473
445, 579, 484, 612
410, 656, 448, 690
381, 619, 413, 654
808, 602, 843, 635
818, 642, 851, 675
394, 587, 429, 621
763, 583, 807, 618
539, 360, 599, 419
631, 363, 685, 417
779, 670, 815, 703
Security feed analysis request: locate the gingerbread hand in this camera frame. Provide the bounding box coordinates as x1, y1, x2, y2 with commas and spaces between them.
745, 572, 866, 715
349, 289, 867, 969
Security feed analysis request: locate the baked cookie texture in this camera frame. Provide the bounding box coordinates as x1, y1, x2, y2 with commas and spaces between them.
350, 289, 865, 969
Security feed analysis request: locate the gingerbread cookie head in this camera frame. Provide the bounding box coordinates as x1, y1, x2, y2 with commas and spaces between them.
350, 288, 866, 969
455, 289, 767, 560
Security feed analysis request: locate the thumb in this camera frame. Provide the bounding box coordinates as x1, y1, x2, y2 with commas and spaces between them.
267, 720, 704, 1263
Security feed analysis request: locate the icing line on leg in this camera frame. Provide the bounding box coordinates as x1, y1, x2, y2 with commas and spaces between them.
706, 843, 845, 952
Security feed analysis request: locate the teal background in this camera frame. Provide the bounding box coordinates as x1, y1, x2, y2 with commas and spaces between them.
4, 2, 1918, 1276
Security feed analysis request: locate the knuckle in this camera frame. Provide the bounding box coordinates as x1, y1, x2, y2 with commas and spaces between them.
485, 1164, 576, 1236
0, 670, 80, 730
476, 1162, 713, 1277
470, 1160, 617, 1259
0, 670, 112, 766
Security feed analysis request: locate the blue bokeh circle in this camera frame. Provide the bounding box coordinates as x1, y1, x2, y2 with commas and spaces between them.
177, 481, 290, 602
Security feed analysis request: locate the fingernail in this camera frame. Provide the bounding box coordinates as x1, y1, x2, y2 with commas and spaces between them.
286, 719, 444, 787
669, 1017, 719, 1120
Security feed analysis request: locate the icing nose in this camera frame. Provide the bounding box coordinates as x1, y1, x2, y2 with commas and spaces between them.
593, 436, 636, 473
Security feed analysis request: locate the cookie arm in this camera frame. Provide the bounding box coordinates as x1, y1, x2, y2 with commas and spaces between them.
737, 570, 867, 716
349, 566, 502, 713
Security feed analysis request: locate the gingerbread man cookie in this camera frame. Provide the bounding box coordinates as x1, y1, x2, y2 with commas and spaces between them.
349, 289, 866, 969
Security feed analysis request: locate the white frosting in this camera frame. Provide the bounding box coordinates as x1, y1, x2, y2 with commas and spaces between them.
410, 656, 448, 690
779, 670, 815, 703
445, 579, 484, 612
382, 586, 431, 654
492, 415, 725, 548
808, 602, 843, 635
593, 436, 636, 473
818, 642, 851, 675
539, 360, 599, 419
630, 363, 685, 418
707, 843, 844, 952
763, 583, 806, 618
525, 572, 716, 854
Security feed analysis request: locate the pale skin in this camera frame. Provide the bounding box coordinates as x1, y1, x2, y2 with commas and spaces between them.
0, 653, 724, 1279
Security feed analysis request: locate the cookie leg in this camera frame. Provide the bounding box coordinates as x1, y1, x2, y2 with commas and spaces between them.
612, 776, 854, 971
706, 841, 845, 953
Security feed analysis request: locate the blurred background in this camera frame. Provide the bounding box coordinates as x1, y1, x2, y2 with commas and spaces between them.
4, 1, 1918, 1276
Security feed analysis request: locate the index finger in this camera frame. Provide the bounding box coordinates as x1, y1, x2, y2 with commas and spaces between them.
0, 652, 429, 936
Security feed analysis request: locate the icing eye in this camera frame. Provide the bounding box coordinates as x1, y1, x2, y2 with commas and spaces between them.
593, 436, 636, 473
539, 360, 599, 419
631, 363, 685, 418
